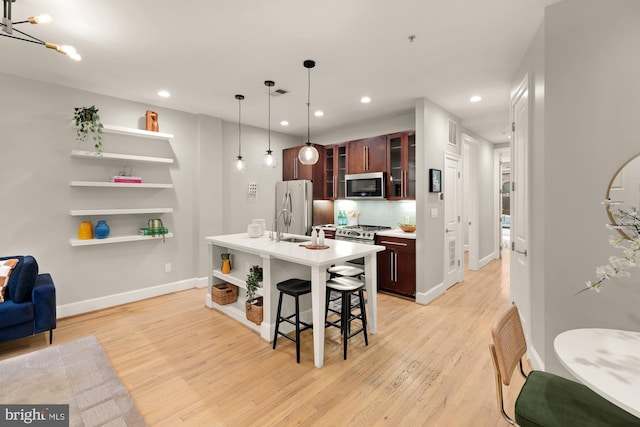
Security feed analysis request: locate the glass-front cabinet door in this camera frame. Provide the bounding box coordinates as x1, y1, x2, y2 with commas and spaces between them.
386, 131, 415, 200
337, 144, 347, 199
325, 146, 335, 199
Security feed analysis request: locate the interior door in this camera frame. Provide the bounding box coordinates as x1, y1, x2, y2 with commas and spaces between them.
444, 153, 463, 288
511, 79, 531, 344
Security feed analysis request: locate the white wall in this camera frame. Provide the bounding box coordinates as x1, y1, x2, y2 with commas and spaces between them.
517, 0, 640, 374
0, 72, 300, 316
415, 98, 462, 304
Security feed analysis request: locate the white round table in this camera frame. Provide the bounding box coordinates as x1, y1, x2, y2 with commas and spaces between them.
554, 328, 640, 418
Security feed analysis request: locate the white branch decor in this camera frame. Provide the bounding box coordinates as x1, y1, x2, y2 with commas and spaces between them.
584, 200, 640, 293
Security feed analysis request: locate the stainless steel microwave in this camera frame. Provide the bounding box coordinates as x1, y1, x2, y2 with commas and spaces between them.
345, 172, 385, 199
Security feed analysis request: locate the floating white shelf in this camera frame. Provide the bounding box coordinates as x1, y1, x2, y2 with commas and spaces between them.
70, 150, 173, 164
102, 124, 174, 140
70, 181, 173, 189
69, 232, 173, 246
69, 208, 173, 216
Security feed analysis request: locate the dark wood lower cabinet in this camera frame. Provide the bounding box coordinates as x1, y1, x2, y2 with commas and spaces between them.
375, 235, 416, 297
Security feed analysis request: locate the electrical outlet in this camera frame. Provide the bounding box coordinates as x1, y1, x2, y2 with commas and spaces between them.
248, 182, 258, 196
165, 263, 172, 273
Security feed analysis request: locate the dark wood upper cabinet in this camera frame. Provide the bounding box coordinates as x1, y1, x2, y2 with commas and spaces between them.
387, 131, 416, 200
347, 136, 387, 174
282, 145, 324, 199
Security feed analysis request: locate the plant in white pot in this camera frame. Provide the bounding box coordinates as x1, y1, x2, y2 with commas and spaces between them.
245, 265, 263, 325
73, 105, 104, 154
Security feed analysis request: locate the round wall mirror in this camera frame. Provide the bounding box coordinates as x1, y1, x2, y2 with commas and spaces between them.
605, 153, 640, 239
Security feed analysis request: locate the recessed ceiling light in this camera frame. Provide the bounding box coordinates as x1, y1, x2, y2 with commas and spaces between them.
158, 90, 170, 98
361, 96, 371, 104
280, 120, 289, 126
470, 95, 482, 103
314, 110, 324, 117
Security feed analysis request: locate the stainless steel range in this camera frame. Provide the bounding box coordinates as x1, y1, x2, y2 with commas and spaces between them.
335, 225, 392, 244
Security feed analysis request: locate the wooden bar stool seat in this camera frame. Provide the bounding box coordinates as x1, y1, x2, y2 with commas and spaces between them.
272, 278, 312, 363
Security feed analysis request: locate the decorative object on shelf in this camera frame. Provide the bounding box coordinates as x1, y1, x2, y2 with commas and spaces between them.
77, 221, 94, 240
398, 223, 416, 233
221, 253, 231, 274
0, 0, 81, 60
145, 110, 159, 132
347, 210, 360, 226
94, 220, 110, 239
211, 283, 238, 305
429, 168, 442, 193
233, 94, 246, 172
245, 265, 263, 324
261, 80, 278, 168
147, 218, 167, 242
73, 106, 104, 154
298, 60, 319, 165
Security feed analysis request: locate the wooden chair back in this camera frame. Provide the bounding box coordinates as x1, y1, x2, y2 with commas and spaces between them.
491, 305, 527, 386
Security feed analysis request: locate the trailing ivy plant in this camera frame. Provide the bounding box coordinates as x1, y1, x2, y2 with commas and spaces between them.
73, 105, 104, 154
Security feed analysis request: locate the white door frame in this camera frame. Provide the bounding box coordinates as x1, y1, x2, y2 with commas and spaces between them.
462, 134, 479, 270
444, 152, 463, 287
494, 147, 510, 257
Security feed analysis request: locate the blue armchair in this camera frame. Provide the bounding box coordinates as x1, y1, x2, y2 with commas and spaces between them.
0, 255, 56, 344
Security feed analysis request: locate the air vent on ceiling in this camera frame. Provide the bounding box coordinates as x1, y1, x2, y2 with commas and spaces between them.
271, 88, 288, 97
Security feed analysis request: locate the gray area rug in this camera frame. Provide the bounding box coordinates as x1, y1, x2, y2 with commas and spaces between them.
0, 336, 146, 426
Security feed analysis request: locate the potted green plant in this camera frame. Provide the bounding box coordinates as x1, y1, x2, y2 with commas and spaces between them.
73, 105, 104, 154
245, 265, 263, 325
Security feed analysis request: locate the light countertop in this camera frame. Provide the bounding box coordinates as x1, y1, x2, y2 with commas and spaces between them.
205, 232, 384, 266
376, 229, 416, 239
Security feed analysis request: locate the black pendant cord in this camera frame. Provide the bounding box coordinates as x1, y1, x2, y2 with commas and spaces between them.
306, 65, 311, 145
265, 80, 275, 154
235, 94, 244, 158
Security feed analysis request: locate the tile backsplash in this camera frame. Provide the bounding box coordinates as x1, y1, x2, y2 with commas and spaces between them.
334, 200, 416, 228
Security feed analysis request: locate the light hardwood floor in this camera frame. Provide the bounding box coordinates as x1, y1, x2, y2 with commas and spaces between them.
0, 250, 520, 426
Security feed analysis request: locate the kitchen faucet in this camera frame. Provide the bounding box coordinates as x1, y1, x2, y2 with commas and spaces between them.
273, 207, 295, 242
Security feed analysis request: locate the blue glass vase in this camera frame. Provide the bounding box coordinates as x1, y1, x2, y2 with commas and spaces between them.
94, 220, 110, 239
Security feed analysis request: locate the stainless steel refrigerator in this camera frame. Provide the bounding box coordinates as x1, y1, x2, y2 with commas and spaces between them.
275, 180, 313, 236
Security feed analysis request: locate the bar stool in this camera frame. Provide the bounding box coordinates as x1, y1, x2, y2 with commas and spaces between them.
324, 276, 368, 360
272, 278, 313, 363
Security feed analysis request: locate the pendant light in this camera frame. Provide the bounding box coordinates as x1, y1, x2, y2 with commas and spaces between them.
234, 94, 246, 172
298, 59, 319, 165
261, 80, 278, 168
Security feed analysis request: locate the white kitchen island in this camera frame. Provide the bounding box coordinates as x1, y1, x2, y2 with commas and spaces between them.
205, 232, 385, 367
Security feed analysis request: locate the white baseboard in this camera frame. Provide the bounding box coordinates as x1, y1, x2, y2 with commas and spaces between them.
528, 344, 544, 371
57, 277, 204, 318
478, 251, 497, 269
415, 282, 445, 305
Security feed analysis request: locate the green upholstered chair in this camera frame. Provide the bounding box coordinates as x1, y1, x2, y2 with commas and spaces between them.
488, 305, 640, 426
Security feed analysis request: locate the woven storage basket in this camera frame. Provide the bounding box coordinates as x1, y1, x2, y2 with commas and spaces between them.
245, 297, 264, 325
211, 283, 238, 305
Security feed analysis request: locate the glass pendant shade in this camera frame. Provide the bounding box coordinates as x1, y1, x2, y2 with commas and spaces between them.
298, 143, 319, 165
261, 150, 278, 168
235, 156, 246, 172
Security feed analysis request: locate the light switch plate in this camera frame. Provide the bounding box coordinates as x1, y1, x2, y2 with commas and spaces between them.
431, 208, 438, 218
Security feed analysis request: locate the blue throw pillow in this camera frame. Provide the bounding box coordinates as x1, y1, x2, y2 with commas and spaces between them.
0, 255, 38, 303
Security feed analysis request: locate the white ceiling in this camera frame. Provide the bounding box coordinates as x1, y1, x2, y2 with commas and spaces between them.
0, 0, 559, 143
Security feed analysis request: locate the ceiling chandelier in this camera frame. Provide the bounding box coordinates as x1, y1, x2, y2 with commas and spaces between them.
261, 80, 278, 168
1, 0, 81, 61
298, 59, 319, 166
234, 94, 246, 172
